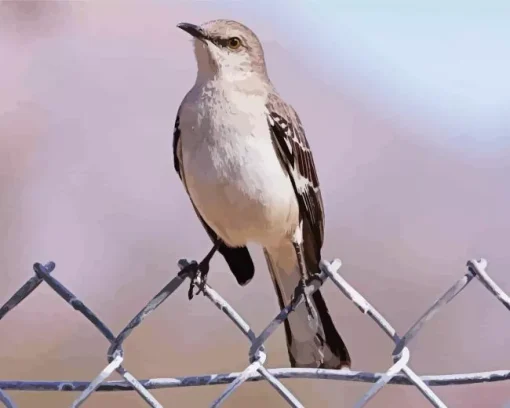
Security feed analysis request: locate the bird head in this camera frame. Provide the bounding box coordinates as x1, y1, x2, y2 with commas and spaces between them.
177, 19, 268, 83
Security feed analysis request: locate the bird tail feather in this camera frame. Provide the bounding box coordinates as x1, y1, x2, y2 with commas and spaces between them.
263, 245, 351, 369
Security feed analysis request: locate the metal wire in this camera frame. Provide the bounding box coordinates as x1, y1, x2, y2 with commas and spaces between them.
0, 257, 508, 407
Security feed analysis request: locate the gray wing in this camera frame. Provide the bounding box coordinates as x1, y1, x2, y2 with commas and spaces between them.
266, 92, 325, 268
172, 113, 254, 285
266, 95, 352, 368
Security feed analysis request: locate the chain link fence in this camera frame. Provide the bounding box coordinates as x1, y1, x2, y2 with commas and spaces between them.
0, 257, 509, 407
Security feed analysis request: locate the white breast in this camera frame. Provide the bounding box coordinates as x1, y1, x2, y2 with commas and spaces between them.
179, 83, 299, 248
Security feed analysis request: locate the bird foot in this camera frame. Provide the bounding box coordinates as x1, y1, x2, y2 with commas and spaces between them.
179, 242, 220, 300
187, 261, 210, 300
293, 278, 317, 322
302, 283, 317, 322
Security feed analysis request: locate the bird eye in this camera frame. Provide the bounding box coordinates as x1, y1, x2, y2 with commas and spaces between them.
227, 37, 242, 50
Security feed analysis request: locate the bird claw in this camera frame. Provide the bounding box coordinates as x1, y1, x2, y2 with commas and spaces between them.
292, 278, 317, 322
302, 291, 317, 322
187, 261, 209, 300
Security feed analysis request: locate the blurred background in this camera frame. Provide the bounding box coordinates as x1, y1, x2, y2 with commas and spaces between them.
1, 0, 509, 407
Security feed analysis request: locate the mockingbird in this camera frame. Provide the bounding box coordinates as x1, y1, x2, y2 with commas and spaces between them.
173, 19, 351, 369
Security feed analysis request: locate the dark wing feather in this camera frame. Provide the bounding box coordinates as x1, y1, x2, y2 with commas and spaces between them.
173, 114, 254, 285
266, 93, 325, 270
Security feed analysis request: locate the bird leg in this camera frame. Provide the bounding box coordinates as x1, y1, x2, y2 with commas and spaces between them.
291, 240, 317, 321
186, 240, 221, 300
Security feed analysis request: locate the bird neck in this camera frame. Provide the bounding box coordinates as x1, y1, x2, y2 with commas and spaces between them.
193, 75, 271, 99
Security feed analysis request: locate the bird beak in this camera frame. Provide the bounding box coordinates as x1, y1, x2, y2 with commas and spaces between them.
177, 22, 208, 41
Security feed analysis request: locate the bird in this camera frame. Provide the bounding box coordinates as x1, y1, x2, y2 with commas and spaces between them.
173, 19, 351, 369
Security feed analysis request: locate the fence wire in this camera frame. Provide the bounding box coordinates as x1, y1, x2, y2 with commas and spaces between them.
0, 257, 509, 407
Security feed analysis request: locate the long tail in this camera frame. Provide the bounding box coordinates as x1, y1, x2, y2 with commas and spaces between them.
264, 245, 351, 369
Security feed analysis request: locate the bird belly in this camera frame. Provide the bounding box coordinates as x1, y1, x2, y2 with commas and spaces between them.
182, 130, 299, 248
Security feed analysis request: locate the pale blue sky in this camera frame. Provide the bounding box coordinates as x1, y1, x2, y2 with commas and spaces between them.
294, 1, 510, 151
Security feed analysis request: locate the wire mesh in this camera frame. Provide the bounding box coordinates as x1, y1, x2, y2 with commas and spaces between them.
0, 257, 509, 407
